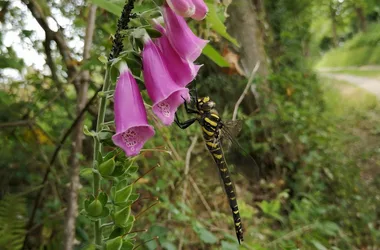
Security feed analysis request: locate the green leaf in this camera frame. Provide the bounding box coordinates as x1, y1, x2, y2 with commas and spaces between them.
83, 125, 97, 137
99, 158, 116, 177
161, 242, 176, 250
98, 54, 108, 64
192, 222, 218, 244
311, 240, 327, 250
121, 240, 134, 250
109, 227, 125, 239
221, 241, 239, 250
206, 3, 239, 47
106, 236, 123, 250
87, 199, 103, 217
114, 206, 131, 227
115, 185, 133, 204
98, 192, 108, 206
146, 28, 162, 38
202, 44, 229, 67
90, 0, 122, 16
79, 168, 93, 178
198, 227, 218, 244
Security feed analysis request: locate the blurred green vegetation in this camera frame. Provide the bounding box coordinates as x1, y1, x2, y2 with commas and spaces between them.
317, 23, 380, 67
323, 69, 380, 78
0, 0, 380, 249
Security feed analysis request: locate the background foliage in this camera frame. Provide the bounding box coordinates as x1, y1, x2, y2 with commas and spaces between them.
0, 0, 379, 249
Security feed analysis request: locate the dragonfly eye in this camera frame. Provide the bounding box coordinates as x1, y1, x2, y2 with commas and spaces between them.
207, 101, 216, 109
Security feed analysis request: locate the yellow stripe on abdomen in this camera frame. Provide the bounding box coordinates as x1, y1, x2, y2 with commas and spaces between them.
202, 127, 214, 136
204, 117, 218, 127
213, 153, 223, 159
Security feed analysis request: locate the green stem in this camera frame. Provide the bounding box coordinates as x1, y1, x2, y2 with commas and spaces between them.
93, 63, 112, 246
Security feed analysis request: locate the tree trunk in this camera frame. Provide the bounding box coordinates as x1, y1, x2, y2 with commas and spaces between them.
226, 0, 269, 77
355, 7, 367, 32
64, 5, 97, 250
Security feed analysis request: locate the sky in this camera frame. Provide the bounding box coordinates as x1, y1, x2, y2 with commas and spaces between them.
1, 0, 80, 79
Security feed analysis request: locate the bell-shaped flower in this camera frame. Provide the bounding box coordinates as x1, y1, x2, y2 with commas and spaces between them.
191, 0, 208, 20
163, 5, 208, 62
112, 64, 155, 156
142, 35, 190, 125
153, 21, 201, 87
166, 0, 195, 17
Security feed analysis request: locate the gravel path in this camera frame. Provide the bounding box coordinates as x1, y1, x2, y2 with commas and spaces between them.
321, 73, 380, 98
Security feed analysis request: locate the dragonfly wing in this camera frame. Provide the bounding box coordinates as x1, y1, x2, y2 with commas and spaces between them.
220, 121, 262, 181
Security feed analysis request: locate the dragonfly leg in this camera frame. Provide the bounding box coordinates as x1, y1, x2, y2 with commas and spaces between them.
175, 113, 197, 129
193, 81, 201, 110
181, 95, 198, 114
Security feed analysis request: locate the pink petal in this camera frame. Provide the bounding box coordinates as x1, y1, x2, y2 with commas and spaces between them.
142, 37, 190, 125
154, 23, 202, 87
112, 67, 155, 156
166, 0, 195, 17
191, 0, 208, 20
163, 5, 208, 62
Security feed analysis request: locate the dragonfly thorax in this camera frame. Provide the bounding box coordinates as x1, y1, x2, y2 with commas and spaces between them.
197, 96, 216, 112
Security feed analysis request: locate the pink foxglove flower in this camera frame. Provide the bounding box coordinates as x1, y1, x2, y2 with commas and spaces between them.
153, 21, 201, 87
112, 64, 155, 156
142, 36, 190, 125
166, 0, 195, 17
191, 0, 208, 20
163, 5, 208, 62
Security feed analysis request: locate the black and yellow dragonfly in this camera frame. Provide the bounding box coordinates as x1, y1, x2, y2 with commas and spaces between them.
175, 90, 257, 244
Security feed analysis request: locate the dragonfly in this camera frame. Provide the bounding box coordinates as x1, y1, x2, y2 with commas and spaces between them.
175, 88, 258, 244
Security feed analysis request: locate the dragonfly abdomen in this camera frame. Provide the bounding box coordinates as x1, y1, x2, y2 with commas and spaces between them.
204, 137, 244, 244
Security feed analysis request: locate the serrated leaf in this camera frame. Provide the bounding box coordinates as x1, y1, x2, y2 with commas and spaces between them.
206, 3, 239, 47
202, 44, 229, 67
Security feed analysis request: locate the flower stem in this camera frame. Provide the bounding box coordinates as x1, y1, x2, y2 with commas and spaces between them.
92, 63, 111, 246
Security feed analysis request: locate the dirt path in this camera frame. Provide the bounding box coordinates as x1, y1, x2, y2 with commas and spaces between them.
321, 73, 380, 98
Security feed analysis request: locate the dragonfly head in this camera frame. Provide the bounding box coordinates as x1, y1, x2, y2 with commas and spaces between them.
197, 96, 215, 112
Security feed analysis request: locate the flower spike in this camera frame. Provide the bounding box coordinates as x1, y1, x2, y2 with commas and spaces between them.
112, 64, 155, 156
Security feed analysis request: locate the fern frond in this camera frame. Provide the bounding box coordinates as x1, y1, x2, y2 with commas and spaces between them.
0, 194, 27, 250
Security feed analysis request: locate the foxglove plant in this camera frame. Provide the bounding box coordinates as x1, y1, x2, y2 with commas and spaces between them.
142, 35, 190, 125
84, 0, 210, 248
